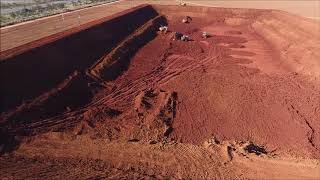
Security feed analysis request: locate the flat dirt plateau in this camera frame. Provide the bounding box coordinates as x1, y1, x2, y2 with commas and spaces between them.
1, 4, 320, 179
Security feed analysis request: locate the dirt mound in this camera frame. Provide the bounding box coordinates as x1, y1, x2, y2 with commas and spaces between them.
1, 4, 320, 179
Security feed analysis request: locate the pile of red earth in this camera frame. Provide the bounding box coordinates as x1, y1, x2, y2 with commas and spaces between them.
0, 4, 320, 179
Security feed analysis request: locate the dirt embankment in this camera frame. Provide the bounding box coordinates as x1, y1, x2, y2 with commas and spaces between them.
0, 5, 158, 113
252, 10, 320, 80
1, 4, 320, 179
0, 6, 168, 137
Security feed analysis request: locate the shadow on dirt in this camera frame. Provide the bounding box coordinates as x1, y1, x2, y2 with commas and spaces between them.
0, 128, 19, 155
100, 16, 168, 81
2, 16, 168, 137
244, 143, 268, 155
0, 6, 167, 155
0, 5, 159, 113
5, 72, 95, 126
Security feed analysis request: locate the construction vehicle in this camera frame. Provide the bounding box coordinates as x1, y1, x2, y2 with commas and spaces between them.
172, 32, 190, 42
182, 16, 192, 23
202, 32, 209, 39
180, 1, 186, 6
181, 35, 190, 41
159, 26, 168, 34
173, 32, 183, 40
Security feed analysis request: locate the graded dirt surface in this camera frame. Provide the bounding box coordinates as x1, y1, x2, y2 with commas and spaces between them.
1, 2, 320, 179
185, 0, 320, 20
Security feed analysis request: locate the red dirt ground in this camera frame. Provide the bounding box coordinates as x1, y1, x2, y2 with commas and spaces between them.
1, 3, 320, 179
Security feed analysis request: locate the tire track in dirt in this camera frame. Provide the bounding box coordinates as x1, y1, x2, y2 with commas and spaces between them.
1, 4, 320, 179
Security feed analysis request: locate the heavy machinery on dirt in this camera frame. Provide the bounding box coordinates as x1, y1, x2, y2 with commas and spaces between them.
202, 32, 209, 39
159, 25, 168, 33
181, 35, 190, 41
182, 16, 192, 23
179, 1, 186, 6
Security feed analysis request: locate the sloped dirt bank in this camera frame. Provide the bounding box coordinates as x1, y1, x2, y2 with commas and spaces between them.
0, 12, 168, 152
0, 4, 159, 113
1, 4, 320, 179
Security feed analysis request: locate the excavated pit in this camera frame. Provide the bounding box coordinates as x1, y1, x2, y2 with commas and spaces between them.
0, 4, 320, 161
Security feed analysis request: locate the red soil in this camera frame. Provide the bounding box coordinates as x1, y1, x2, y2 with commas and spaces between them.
1, 4, 320, 179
